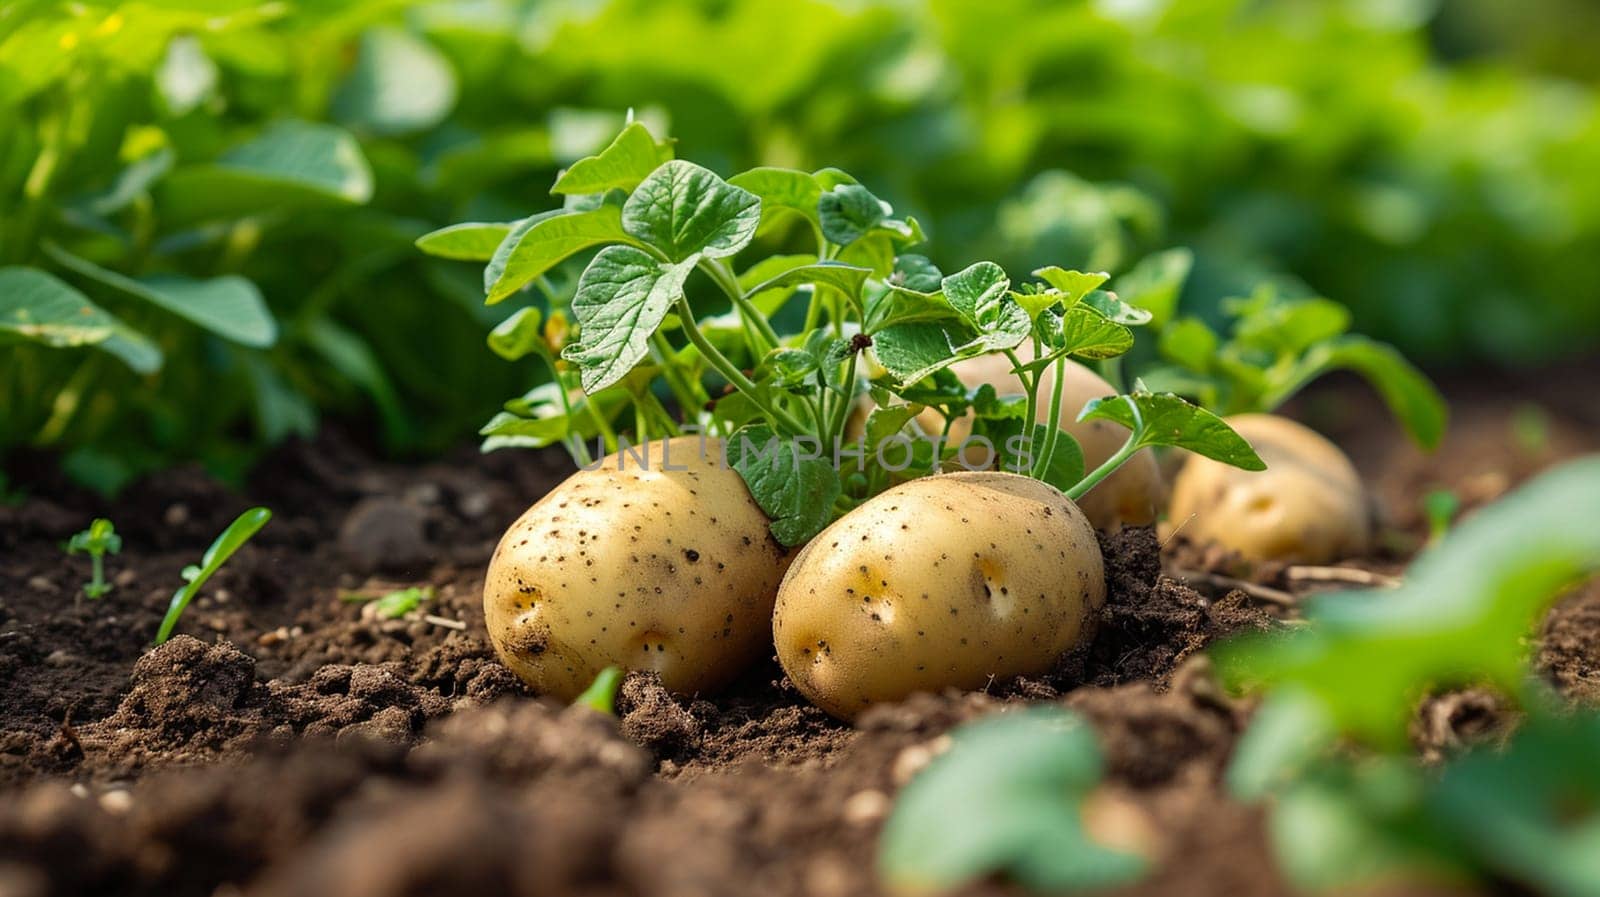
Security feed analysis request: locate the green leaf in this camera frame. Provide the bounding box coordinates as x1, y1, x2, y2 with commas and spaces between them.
1081, 289, 1153, 326
1215, 457, 1600, 747
156, 507, 271, 644
552, 121, 674, 195
1225, 689, 1336, 801
1112, 248, 1192, 326
942, 261, 1011, 326
331, 28, 458, 136
67, 518, 121, 556
1285, 336, 1448, 450
1032, 267, 1108, 306
480, 410, 569, 444
415, 221, 514, 262
562, 246, 697, 393
1232, 296, 1351, 356
484, 207, 633, 304
44, 243, 276, 348
76, 147, 174, 217
879, 707, 1147, 893
622, 160, 760, 262
745, 261, 872, 304
487, 307, 544, 361
727, 424, 841, 547
0, 266, 163, 373
818, 183, 885, 246
991, 423, 1086, 493
1267, 761, 1444, 892
728, 167, 822, 234
761, 347, 819, 389
1431, 710, 1600, 897
1079, 392, 1266, 469
864, 284, 959, 333
343, 585, 436, 619
872, 296, 1029, 386
1158, 317, 1220, 371
160, 121, 373, 219
1053, 306, 1135, 359
891, 254, 942, 293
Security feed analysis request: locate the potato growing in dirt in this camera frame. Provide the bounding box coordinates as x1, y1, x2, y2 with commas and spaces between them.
484, 437, 790, 700
917, 353, 1163, 530
773, 471, 1105, 719
1165, 413, 1371, 564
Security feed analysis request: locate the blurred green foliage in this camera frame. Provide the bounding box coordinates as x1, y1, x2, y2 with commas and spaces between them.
3, 0, 1597, 484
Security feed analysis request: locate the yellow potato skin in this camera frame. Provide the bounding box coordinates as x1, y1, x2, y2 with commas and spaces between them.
773, 471, 1106, 720
1164, 413, 1371, 564
913, 353, 1163, 530
483, 437, 790, 700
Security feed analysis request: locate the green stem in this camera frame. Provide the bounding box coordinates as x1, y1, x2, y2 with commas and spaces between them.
637, 387, 681, 437
649, 332, 706, 415
701, 258, 781, 352
675, 296, 806, 434
826, 351, 860, 447
90, 553, 105, 595
1005, 348, 1039, 440
802, 288, 824, 335
33, 352, 103, 446
534, 349, 592, 466
1066, 397, 1145, 501
12, 110, 65, 265
1031, 355, 1068, 479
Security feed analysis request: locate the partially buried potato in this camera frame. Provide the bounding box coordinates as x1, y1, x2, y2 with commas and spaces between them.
1164, 413, 1371, 564
484, 436, 790, 700
913, 353, 1162, 531
773, 471, 1106, 719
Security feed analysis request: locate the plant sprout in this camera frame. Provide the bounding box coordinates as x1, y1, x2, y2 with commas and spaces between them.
66, 518, 121, 599
574, 666, 624, 715
154, 507, 271, 645
341, 585, 435, 620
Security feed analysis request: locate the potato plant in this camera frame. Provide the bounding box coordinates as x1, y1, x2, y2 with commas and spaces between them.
422, 122, 1266, 704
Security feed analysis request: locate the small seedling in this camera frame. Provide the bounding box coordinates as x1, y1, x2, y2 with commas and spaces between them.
573, 666, 623, 715
1422, 488, 1460, 545
340, 585, 435, 620
66, 518, 121, 599
155, 507, 271, 645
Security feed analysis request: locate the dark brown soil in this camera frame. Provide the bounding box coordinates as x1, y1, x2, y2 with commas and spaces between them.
1, 365, 1596, 897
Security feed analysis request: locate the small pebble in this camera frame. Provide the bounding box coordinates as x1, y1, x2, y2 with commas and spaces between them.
69, 783, 89, 799
406, 482, 443, 506
164, 503, 190, 526
256, 627, 290, 647
28, 576, 54, 593
458, 490, 493, 519
841, 789, 890, 825
98, 790, 133, 815
891, 735, 951, 785
113, 569, 137, 587
44, 650, 74, 667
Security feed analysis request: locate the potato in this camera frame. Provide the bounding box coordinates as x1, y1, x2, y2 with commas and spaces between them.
913, 353, 1162, 530
483, 437, 790, 700
773, 471, 1105, 719
1164, 413, 1371, 564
